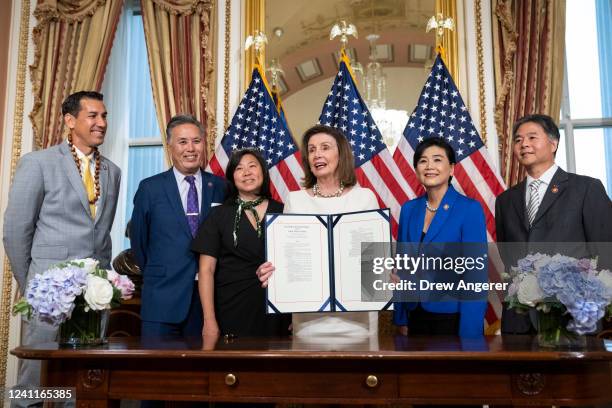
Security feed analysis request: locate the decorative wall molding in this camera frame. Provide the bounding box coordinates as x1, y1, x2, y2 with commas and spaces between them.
215, 0, 241, 146
462, 0, 500, 171
0, 0, 36, 389
223, 0, 231, 130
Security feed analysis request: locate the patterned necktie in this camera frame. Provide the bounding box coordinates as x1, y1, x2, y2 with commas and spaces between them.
82, 156, 95, 219
185, 175, 199, 237
527, 179, 542, 226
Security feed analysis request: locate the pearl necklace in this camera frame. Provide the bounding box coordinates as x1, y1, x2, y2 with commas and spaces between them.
425, 202, 438, 212
313, 182, 345, 198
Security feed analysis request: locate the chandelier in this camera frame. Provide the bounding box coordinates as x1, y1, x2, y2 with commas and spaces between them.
266, 58, 284, 92
360, 33, 405, 150
362, 33, 386, 110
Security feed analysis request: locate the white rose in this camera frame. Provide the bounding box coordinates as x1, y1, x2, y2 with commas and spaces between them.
74, 258, 99, 274
84, 275, 114, 311
516, 274, 544, 307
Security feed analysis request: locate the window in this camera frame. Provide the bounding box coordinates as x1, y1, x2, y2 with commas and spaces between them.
561, 0, 612, 197
100, 1, 165, 254
124, 7, 165, 249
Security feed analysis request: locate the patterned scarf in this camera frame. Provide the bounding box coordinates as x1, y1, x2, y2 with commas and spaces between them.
233, 196, 264, 247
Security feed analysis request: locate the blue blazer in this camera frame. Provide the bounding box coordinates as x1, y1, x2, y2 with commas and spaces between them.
130, 169, 226, 324
393, 185, 487, 337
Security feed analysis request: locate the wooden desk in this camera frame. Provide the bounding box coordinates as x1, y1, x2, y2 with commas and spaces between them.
11, 335, 612, 406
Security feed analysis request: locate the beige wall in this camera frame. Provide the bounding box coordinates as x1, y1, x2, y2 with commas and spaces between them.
0, 0, 13, 164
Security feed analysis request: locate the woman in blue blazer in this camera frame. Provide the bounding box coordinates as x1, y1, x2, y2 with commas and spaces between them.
394, 138, 487, 337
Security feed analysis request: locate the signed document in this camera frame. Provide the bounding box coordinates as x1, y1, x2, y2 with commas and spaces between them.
265, 209, 392, 313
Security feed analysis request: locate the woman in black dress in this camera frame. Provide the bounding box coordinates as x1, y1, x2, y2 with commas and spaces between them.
192, 148, 289, 338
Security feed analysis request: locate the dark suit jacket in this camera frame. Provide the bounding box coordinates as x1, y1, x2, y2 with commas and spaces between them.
130, 169, 226, 324
393, 185, 488, 337
495, 167, 612, 333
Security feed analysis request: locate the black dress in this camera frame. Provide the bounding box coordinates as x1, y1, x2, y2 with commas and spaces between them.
191, 199, 290, 337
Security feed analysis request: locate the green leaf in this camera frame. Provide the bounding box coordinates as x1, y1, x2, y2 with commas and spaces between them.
12, 298, 32, 319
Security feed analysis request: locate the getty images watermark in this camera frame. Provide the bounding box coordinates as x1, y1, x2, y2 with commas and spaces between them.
360, 242, 509, 303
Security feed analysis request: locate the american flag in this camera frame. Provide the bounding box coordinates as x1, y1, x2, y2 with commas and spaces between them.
271, 88, 289, 129
393, 54, 507, 329
207, 66, 303, 203
317, 53, 417, 235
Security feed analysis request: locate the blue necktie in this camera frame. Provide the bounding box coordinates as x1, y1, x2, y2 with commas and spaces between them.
185, 176, 199, 237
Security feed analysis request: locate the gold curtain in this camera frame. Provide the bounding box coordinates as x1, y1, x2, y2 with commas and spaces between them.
493, 0, 566, 186
140, 0, 216, 162
29, 0, 124, 149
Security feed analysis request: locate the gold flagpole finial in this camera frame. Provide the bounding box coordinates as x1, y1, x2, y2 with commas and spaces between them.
245, 31, 268, 64
266, 58, 284, 91
426, 13, 455, 39
330, 20, 358, 50
426, 13, 454, 62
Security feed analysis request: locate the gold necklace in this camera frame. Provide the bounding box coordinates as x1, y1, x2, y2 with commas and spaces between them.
67, 137, 101, 205
313, 181, 345, 198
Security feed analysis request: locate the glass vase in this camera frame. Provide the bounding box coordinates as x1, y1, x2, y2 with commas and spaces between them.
59, 308, 110, 347
536, 309, 586, 349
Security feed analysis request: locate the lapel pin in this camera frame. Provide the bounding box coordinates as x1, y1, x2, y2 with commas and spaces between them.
208, 182, 213, 188
551, 185, 559, 194
443, 204, 449, 211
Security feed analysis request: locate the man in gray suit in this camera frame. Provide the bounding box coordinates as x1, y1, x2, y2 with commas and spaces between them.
495, 114, 612, 334
3, 91, 120, 406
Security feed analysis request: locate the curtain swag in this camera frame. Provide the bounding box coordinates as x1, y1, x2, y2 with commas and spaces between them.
493, 0, 566, 186
29, 0, 124, 148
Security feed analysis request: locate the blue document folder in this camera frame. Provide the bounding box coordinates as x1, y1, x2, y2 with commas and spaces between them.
265, 208, 393, 314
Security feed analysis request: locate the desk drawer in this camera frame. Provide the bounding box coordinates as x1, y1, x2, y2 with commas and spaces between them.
210, 370, 397, 399
399, 371, 511, 399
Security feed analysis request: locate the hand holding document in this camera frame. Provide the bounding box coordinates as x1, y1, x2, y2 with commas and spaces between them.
265, 209, 392, 314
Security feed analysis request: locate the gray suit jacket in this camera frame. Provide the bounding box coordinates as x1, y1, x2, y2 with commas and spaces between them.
3, 141, 121, 293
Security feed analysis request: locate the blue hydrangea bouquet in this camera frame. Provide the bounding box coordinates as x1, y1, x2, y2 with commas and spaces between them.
505, 253, 612, 347
13, 258, 134, 345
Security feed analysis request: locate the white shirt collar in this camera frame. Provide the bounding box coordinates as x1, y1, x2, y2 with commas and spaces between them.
69, 141, 95, 160
173, 167, 202, 185
526, 164, 558, 186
